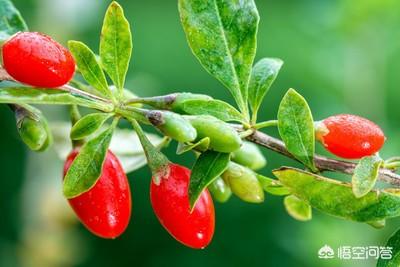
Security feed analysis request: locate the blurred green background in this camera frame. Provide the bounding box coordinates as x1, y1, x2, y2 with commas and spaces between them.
1, 0, 400, 266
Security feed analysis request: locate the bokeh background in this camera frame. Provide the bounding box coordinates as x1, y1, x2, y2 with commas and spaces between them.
1, 0, 400, 266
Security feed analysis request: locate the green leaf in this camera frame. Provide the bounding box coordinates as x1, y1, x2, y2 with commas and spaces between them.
377, 227, 400, 267
51, 122, 164, 174
68, 41, 112, 99
189, 150, 230, 209
352, 155, 383, 198
274, 167, 400, 222
248, 58, 283, 119
70, 113, 113, 140
278, 89, 316, 171
178, 0, 259, 116
176, 137, 210, 155
0, 87, 113, 111
63, 121, 117, 198
256, 174, 290, 196
179, 99, 244, 122
0, 0, 28, 42
284, 195, 312, 221
100, 1, 132, 95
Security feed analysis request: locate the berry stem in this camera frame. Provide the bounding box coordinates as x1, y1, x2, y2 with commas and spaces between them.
61, 84, 112, 104
129, 118, 170, 185
239, 129, 255, 139
124, 95, 176, 108
385, 157, 400, 164
383, 162, 400, 170
69, 105, 84, 148
253, 120, 278, 130
115, 106, 149, 124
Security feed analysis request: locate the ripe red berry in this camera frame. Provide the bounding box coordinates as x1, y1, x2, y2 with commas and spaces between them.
150, 164, 215, 249
2, 32, 75, 87
316, 114, 385, 159
63, 149, 131, 239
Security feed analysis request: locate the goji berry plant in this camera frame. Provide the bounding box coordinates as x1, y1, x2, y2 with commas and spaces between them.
1, 0, 400, 265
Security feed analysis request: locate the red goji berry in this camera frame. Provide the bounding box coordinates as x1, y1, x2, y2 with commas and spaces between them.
63, 149, 131, 239
150, 163, 215, 249
316, 114, 385, 159
2, 32, 75, 87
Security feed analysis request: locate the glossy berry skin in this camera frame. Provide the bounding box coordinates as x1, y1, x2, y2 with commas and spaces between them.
2, 32, 75, 87
317, 114, 385, 159
150, 164, 215, 249
63, 149, 131, 239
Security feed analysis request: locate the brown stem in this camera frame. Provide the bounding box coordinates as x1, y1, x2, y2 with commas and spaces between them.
243, 128, 400, 186
0, 68, 13, 81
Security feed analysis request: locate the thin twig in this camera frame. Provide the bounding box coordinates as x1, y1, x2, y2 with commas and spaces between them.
240, 127, 400, 186
0, 68, 13, 81
0, 67, 111, 104
61, 84, 112, 104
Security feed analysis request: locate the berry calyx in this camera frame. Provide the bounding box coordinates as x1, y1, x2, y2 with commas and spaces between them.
316, 114, 385, 159
150, 163, 215, 249
63, 149, 131, 239
2, 32, 75, 87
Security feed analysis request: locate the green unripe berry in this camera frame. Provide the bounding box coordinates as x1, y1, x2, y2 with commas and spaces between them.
170, 93, 212, 113
208, 177, 232, 203
147, 110, 197, 143
133, 93, 211, 111
37, 118, 53, 152
13, 104, 52, 151
185, 115, 242, 153
18, 117, 47, 150
232, 141, 267, 170
222, 162, 264, 203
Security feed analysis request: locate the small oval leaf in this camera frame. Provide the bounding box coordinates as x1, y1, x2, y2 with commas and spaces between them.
179, 99, 244, 122
68, 41, 112, 99
70, 113, 113, 140
189, 150, 230, 209
100, 1, 132, 94
278, 89, 316, 171
352, 155, 383, 198
248, 58, 283, 118
284, 195, 312, 221
63, 122, 116, 198
274, 167, 400, 222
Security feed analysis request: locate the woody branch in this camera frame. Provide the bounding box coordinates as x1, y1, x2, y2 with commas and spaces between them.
245, 129, 400, 186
